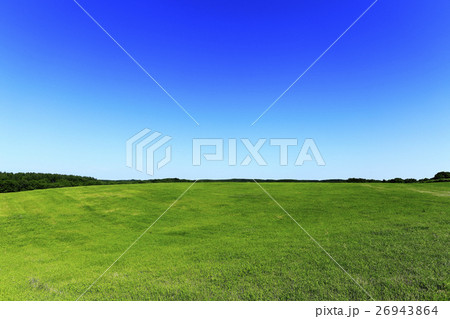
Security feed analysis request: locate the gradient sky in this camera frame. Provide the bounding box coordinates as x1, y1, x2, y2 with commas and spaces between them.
1, 0, 449, 180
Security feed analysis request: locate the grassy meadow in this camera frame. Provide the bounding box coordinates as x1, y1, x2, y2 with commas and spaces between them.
0, 182, 448, 300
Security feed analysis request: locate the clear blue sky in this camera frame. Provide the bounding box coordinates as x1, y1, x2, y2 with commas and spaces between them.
1, 0, 449, 180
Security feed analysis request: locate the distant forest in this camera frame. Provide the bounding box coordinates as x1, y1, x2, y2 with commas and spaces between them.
0, 171, 449, 193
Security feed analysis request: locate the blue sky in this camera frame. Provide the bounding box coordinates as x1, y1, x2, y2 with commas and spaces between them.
0, 0, 449, 180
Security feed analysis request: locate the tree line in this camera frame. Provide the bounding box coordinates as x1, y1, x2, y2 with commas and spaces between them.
0, 171, 449, 193
0, 172, 102, 193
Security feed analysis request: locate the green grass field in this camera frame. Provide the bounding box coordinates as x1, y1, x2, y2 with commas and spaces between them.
1, 182, 449, 300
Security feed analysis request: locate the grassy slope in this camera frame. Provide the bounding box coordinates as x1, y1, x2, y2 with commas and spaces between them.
0, 182, 448, 301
